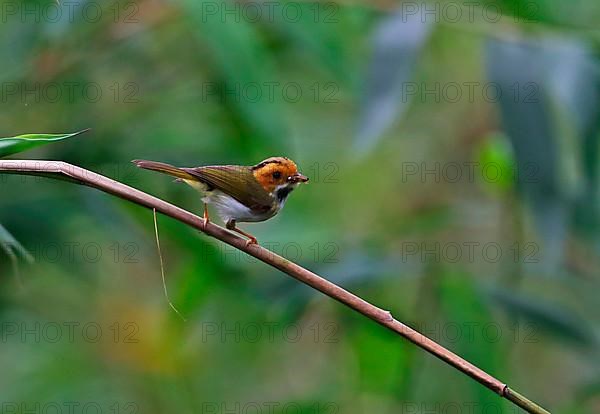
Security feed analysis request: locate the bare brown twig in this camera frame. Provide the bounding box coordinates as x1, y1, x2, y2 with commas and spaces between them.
0, 160, 550, 414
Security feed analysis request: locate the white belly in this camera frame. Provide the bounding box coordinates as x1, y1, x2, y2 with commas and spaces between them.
205, 190, 276, 223
183, 179, 277, 223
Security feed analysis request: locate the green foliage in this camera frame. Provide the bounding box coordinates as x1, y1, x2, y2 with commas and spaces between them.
0, 0, 598, 412
0, 129, 89, 158
0, 223, 33, 263
0, 129, 88, 273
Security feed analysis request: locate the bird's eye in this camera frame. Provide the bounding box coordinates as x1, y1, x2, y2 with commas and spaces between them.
272, 171, 282, 180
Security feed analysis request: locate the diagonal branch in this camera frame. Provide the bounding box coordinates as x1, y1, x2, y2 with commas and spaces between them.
0, 160, 550, 414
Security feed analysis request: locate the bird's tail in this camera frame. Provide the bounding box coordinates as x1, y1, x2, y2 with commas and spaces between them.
132, 159, 196, 181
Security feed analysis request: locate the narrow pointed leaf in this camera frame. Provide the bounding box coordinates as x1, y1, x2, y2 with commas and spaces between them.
488, 286, 595, 346
355, 11, 433, 155
0, 223, 33, 263
0, 129, 89, 158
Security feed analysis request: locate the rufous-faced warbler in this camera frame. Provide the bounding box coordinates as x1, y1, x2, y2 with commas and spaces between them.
132, 157, 309, 245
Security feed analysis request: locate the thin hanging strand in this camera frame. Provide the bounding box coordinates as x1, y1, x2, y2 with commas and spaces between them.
153, 208, 186, 321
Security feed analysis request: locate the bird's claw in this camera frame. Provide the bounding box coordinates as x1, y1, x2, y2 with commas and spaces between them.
245, 237, 258, 247
200, 217, 209, 231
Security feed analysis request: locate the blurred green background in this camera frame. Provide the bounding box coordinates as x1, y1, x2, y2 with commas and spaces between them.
1, 0, 599, 412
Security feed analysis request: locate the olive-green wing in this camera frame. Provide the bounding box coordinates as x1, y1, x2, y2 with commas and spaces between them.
182, 165, 273, 211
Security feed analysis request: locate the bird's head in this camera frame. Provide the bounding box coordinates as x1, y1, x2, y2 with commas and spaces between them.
252, 157, 309, 197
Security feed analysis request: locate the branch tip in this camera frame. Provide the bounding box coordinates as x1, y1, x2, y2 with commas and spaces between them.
0, 160, 551, 414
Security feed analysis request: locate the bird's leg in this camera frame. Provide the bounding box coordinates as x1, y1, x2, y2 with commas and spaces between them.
226, 219, 258, 246
202, 203, 210, 230
203, 204, 210, 222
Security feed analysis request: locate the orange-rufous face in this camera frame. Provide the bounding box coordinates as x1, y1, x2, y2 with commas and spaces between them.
251, 157, 309, 193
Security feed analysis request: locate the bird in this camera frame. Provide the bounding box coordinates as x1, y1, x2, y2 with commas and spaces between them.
132, 157, 309, 245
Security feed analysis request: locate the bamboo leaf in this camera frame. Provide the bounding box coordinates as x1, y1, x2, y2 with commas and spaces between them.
0, 223, 33, 263
0, 129, 90, 158
488, 287, 595, 346
355, 10, 433, 155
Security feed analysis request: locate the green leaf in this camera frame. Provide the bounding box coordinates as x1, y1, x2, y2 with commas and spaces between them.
0, 223, 33, 263
355, 10, 433, 155
487, 286, 595, 346
0, 128, 90, 158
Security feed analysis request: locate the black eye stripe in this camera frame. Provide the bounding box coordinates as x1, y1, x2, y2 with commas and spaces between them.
251, 159, 283, 170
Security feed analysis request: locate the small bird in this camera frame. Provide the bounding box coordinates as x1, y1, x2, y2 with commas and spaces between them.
132, 157, 309, 245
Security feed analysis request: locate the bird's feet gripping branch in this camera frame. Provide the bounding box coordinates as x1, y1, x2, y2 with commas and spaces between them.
226, 219, 258, 247
203, 203, 210, 227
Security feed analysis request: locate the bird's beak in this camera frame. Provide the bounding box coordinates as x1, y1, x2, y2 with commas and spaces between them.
289, 173, 309, 183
